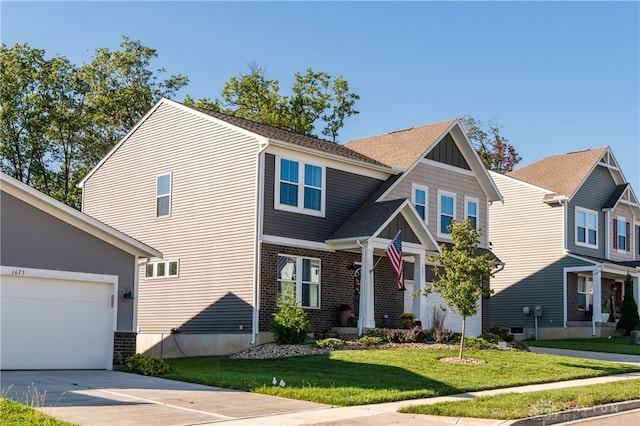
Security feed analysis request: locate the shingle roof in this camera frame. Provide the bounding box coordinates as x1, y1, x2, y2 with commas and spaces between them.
183, 103, 392, 169
344, 120, 456, 171
328, 198, 406, 240
603, 184, 630, 210
507, 147, 608, 198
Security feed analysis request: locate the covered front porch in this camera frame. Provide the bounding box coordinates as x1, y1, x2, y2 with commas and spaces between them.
564, 262, 640, 337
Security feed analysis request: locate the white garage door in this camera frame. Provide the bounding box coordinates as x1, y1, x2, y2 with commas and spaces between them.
1, 268, 116, 370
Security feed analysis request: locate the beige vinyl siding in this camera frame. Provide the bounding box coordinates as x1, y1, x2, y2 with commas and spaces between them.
382, 161, 489, 247
83, 102, 259, 332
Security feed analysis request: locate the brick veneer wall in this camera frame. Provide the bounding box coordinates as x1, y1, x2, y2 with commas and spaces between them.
113, 331, 137, 365
260, 243, 362, 334
567, 273, 618, 322
372, 258, 404, 329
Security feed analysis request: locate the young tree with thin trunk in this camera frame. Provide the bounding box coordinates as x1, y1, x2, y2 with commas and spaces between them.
425, 219, 497, 359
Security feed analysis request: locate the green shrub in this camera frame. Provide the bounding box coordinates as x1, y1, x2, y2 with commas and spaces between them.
457, 336, 496, 350
433, 327, 455, 343
316, 338, 344, 349
617, 273, 640, 336
387, 328, 408, 343
489, 325, 514, 342
356, 335, 383, 346
365, 328, 389, 341
124, 354, 172, 376
479, 333, 502, 344
270, 288, 310, 344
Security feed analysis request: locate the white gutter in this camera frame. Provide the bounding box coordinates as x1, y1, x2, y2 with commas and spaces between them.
252, 137, 270, 345
356, 239, 366, 337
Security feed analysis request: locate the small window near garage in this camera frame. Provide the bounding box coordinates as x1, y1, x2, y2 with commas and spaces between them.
577, 276, 593, 310
510, 327, 524, 335
145, 260, 179, 279
156, 173, 172, 217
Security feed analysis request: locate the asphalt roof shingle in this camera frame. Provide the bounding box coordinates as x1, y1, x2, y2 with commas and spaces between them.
344, 120, 456, 171
507, 147, 608, 197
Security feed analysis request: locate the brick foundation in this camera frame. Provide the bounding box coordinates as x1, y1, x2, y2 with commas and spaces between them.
113, 331, 137, 365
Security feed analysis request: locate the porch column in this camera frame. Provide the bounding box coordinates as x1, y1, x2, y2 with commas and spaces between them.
412, 252, 426, 325
592, 268, 603, 325
634, 275, 640, 318
358, 241, 376, 334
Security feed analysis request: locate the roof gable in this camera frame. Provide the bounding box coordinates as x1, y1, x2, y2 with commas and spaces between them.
425, 133, 471, 170
507, 146, 618, 200
2, 172, 161, 258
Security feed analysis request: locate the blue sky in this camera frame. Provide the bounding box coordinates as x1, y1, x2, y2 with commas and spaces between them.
2, 1, 639, 189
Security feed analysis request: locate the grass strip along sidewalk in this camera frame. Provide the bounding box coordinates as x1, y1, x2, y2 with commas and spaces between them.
163, 347, 640, 406
399, 377, 640, 420
526, 337, 640, 356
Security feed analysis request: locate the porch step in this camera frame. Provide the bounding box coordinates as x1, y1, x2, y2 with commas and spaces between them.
332, 327, 359, 339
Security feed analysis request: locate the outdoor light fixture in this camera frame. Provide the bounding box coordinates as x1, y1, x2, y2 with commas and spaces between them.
123, 287, 135, 300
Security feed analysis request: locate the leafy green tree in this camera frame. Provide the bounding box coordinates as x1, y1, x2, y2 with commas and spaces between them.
184, 64, 359, 142
1, 37, 188, 208
462, 115, 521, 174
616, 273, 640, 336
425, 219, 498, 359
270, 288, 310, 345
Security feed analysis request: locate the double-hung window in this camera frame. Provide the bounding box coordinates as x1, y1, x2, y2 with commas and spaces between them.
276, 157, 325, 216
411, 183, 428, 222
156, 173, 171, 217
577, 276, 593, 310
575, 208, 598, 248
277, 254, 320, 308
465, 197, 479, 228
614, 217, 630, 252
438, 190, 456, 237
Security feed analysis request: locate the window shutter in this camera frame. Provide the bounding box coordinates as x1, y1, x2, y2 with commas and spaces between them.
626, 221, 631, 252
613, 219, 618, 249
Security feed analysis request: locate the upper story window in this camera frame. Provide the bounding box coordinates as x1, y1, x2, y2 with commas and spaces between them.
412, 183, 428, 222
145, 260, 179, 279
614, 217, 630, 252
276, 157, 325, 217
156, 173, 172, 217
465, 197, 479, 228
438, 190, 456, 237
277, 254, 320, 308
575, 207, 598, 248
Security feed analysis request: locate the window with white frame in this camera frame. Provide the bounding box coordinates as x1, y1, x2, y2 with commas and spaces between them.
575, 208, 598, 248
465, 197, 479, 228
276, 157, 325, 216
277, 254, 320, 308
145, 260, 179, 279
411, 183, 428, 222
615, 217, 630, 251
438, 190, 456, 237
156, 173, 171, 217
577, 276, 593, 310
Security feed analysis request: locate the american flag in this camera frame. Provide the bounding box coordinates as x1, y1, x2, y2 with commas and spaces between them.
385, 230, 405, 290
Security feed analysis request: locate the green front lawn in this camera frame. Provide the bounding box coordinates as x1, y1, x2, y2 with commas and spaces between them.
527, 337, 640, 356
163, 347, 640, 406
400, 378, 640, 420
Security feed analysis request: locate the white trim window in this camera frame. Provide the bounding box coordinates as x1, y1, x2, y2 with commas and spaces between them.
275, 157, 325, 217
438, 190, 456, 237
465, 197, 479, 228
156, 173, 172, 217
411, 183, 428, 222
145, 260, 179, 279
614, 217, 630, 252
277, 254, 320, 308
575, 207, 598, 248
577, 276, 593, 311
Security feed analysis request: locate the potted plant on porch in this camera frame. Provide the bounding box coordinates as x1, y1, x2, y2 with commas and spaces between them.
337, 304, 356, 327
400, 312, 415, 328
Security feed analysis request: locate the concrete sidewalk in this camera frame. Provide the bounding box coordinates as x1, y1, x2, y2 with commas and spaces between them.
1, 348, 639, 425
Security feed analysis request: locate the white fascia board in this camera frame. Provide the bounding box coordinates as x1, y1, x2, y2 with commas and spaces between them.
2, 173, 162, 259
261, 234, 336, 252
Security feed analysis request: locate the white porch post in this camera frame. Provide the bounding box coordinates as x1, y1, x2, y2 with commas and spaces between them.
358, 241, 376, 334
592, 268, 602, 335
412, 252, 426, 325
633, 275, 640, 318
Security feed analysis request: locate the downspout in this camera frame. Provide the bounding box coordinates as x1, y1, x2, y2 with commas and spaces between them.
356, 239, 366, 337
252, 138, 270, 345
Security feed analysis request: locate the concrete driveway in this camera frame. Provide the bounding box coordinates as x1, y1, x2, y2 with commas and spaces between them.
0, 370, 329, 425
